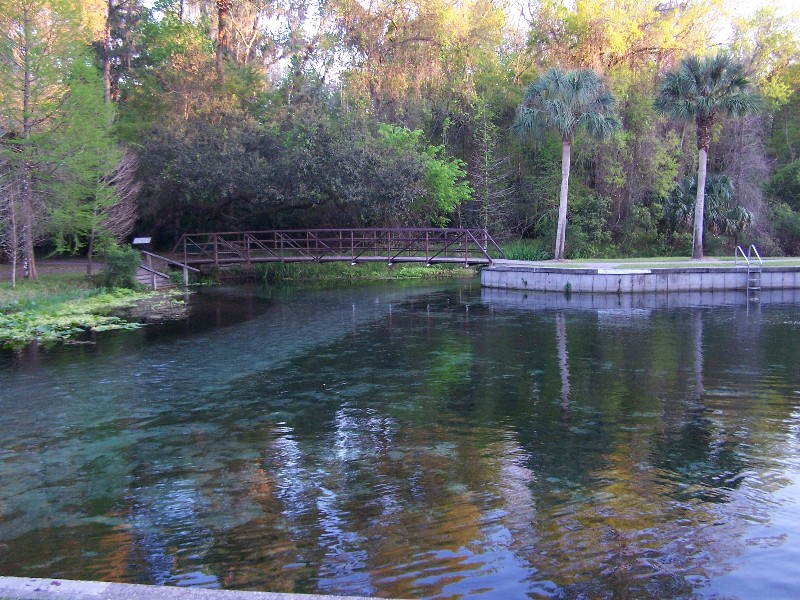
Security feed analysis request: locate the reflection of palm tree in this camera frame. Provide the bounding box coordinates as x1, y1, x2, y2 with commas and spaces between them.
556, 313, 570, 410
693, 311, 704, 401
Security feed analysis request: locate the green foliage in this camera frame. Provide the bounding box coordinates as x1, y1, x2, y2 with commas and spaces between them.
731, 7, 800, 109
655, 53, 760, 129
378, 124, 472, 225
514, 68, 620, 142
766, 159, 800, 211
664, 175, 753, 247
618, 201, 669, 258
0, 0, 90, 276
656, 51, 759, 258
101, 245, 140, 289
0, 273, 92, 312
770, 202, 800, 255
256, 261, 474, 284
0, 286, 150, 348
514, 67, 619, 259
139, 4, 214, 66
767, 68, 800, 165
566, 189, 615, 259
46, 60, 124, 255
502, 239, 551, 261
3, 0, 796, 264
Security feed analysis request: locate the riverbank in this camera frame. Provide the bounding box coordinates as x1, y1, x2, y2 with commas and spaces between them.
0, 258, 478, 348
0, 266, 187, 349
239, 261, 476, 283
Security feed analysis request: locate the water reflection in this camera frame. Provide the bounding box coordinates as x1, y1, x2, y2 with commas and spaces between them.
1, 283, 800, 598
555, 313, 570, 412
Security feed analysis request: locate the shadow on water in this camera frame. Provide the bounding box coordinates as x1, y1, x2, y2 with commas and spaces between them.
1, 281, 800, 598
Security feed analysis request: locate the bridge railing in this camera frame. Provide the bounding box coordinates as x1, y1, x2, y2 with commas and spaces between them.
172, 228, 505, 266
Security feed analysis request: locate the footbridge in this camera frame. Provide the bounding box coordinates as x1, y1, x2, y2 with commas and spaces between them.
171, 228, 505, 267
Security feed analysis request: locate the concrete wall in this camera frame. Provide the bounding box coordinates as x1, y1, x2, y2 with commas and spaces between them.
480, 265, 800, 294
481, 287, 800, 311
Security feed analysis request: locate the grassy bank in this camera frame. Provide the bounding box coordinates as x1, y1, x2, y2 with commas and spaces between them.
255, 261, 477, 284
0, 273, 184, 349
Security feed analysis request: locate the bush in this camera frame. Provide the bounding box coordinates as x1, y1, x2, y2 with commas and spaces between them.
771, 202, 800, 255
566, 191, 615, 258
618, 201, 670, 257
766, 160, 800, 211
502, 239, 551, 261
102, 245, 140, 289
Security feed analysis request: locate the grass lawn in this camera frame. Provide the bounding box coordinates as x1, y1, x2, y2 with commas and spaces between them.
0, 272, 93, 311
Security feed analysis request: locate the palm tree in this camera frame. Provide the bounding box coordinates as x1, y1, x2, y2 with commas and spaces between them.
655, 52, 759, 259
514, 68, 619, 261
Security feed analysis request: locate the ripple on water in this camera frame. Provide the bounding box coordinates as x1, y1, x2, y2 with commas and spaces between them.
2, 287, 800, 598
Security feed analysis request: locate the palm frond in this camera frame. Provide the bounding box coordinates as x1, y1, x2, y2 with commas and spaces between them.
656, 51, 759, 123
514, 67, 619, 142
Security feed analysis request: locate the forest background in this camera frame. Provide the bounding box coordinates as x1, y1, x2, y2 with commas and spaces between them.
2, 0, 800, 275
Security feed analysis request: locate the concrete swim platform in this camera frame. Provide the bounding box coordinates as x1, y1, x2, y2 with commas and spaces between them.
0, 576, 377, 600
481, 258, 800, 295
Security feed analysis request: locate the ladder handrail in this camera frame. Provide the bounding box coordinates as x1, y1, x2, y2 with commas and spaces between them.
734, 244, 762, 268
748, 244, 763, 265
735, 246, 749, 268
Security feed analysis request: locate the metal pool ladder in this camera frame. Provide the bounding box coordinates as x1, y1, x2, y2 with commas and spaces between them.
735, 244, 763, 299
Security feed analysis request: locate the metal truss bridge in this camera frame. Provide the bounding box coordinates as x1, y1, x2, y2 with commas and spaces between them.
170, 228, 505, 267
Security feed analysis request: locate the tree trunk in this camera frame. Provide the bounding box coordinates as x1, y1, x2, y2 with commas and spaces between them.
692, 147, 708, 260
21, 167, 38, 280
216, 0, 230, 76
554, 139, 571, 261
21, 5, 38, 280
9, 192, 18, 289
103, 0, 113, 103
87, 206, 97, 277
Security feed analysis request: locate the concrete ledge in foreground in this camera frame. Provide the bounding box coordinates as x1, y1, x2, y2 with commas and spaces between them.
0, 577, 378, 600
481, 260, 800, 294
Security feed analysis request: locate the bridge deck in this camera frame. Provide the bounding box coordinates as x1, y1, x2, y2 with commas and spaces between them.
172, 228, 504, 267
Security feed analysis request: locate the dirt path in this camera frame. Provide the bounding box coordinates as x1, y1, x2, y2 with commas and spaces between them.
0, 258, 101, 279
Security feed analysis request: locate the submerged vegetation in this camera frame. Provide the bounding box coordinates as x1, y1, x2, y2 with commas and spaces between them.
0, 274, 184, 348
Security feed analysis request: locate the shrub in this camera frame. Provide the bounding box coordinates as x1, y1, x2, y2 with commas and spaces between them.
102, 245, 140, 289
771, 202, 800, 255
502, 239, 551, 261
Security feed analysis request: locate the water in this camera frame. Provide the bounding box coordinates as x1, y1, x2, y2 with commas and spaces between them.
2, 281, 800, 599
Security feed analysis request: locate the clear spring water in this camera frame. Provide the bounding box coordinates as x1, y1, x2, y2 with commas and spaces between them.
1, 280, 800, 599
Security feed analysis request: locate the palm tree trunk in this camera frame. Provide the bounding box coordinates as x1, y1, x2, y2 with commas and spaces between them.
555, 140, 571, 261
692, 147, 708, 259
